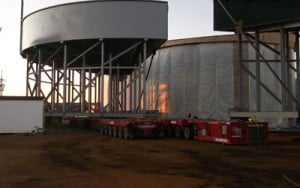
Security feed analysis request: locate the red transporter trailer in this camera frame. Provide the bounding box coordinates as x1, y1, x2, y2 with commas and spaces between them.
162, 118, 269, 145
91, 118, 163, 139
161, 119, 198, 139
193, 121, 248, 144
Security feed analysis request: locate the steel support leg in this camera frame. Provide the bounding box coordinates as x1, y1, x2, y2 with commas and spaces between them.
51, 60, 55, 111
143, 39, 147, 111
281, 29, 288, 111
63, 44, 67, 113
37, 48, 42, 96
100, 40, 105, 112
238, 33, 243, 109
109, 54, 112, 112
255, 31, 261, 111
296, 31, 300, 106
88, 69, 92, 113
80, 56, 86, 113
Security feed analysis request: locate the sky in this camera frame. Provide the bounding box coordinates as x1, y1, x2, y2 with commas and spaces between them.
0, 0, 228, 96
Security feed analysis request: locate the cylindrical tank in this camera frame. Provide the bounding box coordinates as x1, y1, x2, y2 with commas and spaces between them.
22, 0, 168, 52
21, 0, 168, 115
146, 34, 295, 127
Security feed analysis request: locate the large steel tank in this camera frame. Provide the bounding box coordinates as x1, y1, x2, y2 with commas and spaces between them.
146, 34, 294, 127
21, 0, 168, 116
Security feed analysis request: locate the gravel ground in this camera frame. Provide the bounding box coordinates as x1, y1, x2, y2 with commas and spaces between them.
0, 127, 299, 188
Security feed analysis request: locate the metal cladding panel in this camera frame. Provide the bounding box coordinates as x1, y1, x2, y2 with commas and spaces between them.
22, 1, 168, 51
214, 0, 300, 31
146, 38, 286, 128
147, 43, 235, 120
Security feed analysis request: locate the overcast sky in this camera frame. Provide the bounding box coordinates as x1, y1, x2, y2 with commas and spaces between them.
0, 0, 228, 96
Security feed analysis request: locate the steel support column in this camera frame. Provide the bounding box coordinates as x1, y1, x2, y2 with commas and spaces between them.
56, 70, 60, 107
108, 54, 112, 112
280, 29, 288, 111
123, 76, 127, 111
88, 69, 92, 113
51, 60, 56, 111
116, 64, 120, 112
37, 48, 42, 96
238, 33, 243, 109
100, 40, 105, 112
255, 31, 261, 111
138, 54, 142, 112
80, 56, 86, 113
129, 74, 133, 111
63, 44, 67, 113
26, 54, 30, 96
143, 39, 147, 111
296, 31, 300, 106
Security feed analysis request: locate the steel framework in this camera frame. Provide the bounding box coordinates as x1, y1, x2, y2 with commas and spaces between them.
21, 1, 167, 118
25, 40, 151, 117
216, 0, 300, 125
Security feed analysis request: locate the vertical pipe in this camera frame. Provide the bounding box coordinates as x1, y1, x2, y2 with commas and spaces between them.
143, 39, 147, 111
255, 31, 261, 111
100, 40, 105, 112
63, 44, 67, 114
238, 33, 243, 109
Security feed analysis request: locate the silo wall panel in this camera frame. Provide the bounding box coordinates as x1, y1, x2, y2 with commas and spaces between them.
148, 43, 234, 120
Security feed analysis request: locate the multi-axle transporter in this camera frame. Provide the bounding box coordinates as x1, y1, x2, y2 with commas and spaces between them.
87, 117, 268, 144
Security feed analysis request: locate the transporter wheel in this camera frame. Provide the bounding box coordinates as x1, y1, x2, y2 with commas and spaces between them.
184, 127, 193, 139
113, 126, 118, 137
99, 125, 104, 135
108, 126, 113, 136
166, 125, 174, 137
118, 127, 123, 138
123, 127, 129, 139
104, 125, 108, 135
175, 126, 182, 138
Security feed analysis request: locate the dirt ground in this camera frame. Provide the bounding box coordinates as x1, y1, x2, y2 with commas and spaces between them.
0, 127, 299, 188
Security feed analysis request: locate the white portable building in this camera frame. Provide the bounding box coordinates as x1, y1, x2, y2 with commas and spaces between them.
0, 97, 44, 133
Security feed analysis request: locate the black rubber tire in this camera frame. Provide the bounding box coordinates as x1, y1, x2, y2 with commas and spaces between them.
123, 127, 129, 140
166, 125, 174, 137
113, 126, 118, 137
99, 125, 104, 135
104, 125, 108, 135
175, 126, 182, 138
184, 127, 193, 139
108, 126, 113, 136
